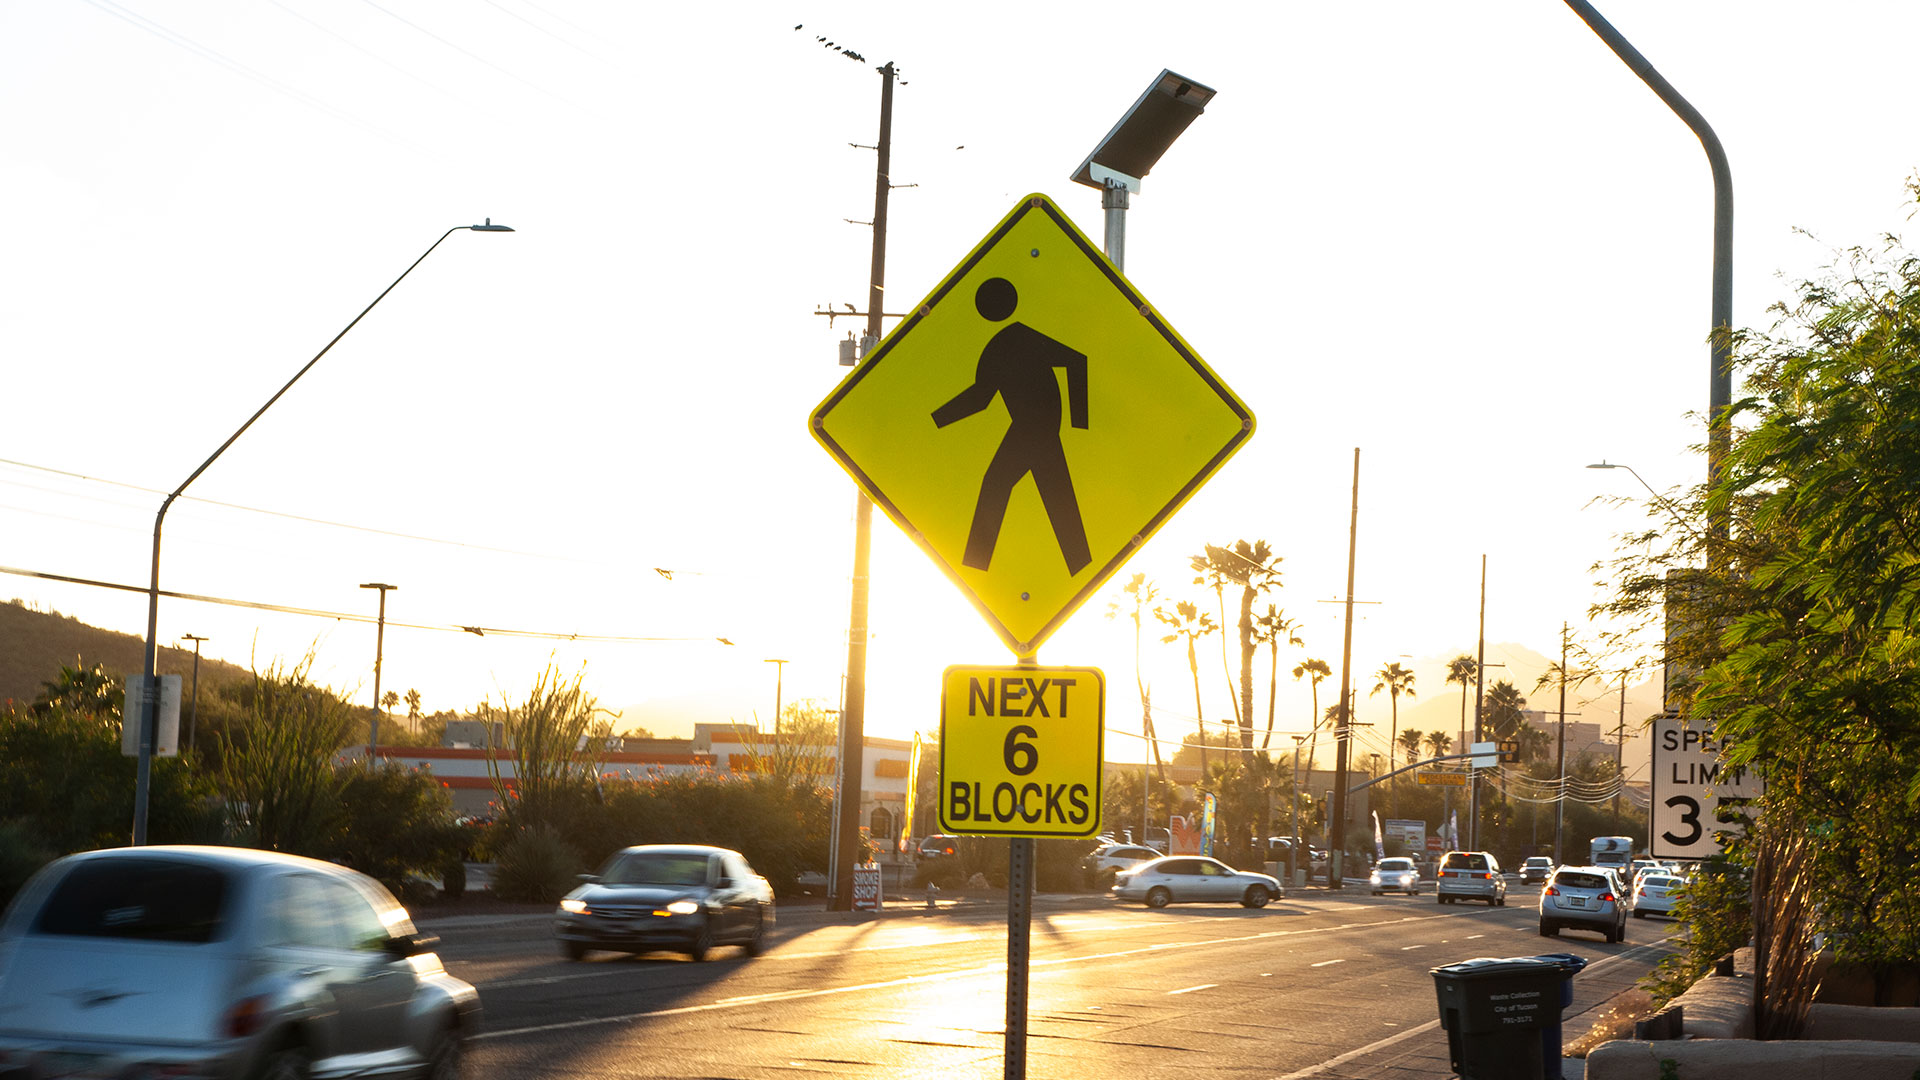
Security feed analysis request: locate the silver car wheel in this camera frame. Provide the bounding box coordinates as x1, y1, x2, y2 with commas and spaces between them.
1242, 885, 1270, 909
744, 909, 767, 956
1145, 887, 1171, 909
686, 917, 714, 962
426, 1026, 463, 1080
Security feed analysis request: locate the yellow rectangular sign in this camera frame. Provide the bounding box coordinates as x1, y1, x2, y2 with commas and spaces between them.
938, 665, 1103, 837
1417, 771, 1468, 787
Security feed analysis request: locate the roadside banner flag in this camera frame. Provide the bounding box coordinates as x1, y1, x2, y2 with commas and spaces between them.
1200, 793, 1217, 856
1372, 811, 1386, 859
900, 732, 921, 854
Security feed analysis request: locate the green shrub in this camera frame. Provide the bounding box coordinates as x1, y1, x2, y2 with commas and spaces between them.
592, 772, 832, 896
490, 826, 583, 903
317, 762, 465, 898
0, 821, 53, 912
440, 860, 467, 899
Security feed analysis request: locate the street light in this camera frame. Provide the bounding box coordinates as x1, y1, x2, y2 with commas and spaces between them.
764, 658, 788, 738
180, 633, 207, 753
1588, 460, 1699, 539
361, 583, 398, 759
1070, 69, 1216, 272
1290, 734, 1307, 881
130, 219, 514, 845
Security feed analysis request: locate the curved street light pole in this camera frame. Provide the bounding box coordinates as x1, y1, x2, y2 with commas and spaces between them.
1561, 0, 1733, 560
131, 220, 514, 845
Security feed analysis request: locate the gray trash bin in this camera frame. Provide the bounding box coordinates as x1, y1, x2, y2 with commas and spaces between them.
1529, 953, 1588, 1080
1431, 956, 1564, 1079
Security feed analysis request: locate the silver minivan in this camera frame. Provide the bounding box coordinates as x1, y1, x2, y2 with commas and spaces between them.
1436, 851, 1507, 906
1539, 865, 1630, 942
0, 845, 479, 1079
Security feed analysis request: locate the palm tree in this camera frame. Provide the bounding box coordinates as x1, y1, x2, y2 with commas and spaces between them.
1253, 604, 1302, 750
1108, 574, 1167, 784
1156, 599, 1216, 778
1424, 730, 1453, 758
1193, 540, 1284, 748
1370, 662, 1417, 769
1483, 679, 1528, 740
1396, 727, 1425, 764
1292, 657, 1331, 774
1444, 654, 1477, 751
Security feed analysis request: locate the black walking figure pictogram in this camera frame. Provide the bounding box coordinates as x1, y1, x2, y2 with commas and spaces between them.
931, 276, 1091, 575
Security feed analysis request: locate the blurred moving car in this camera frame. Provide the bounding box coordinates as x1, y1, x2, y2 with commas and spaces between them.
1369, 857, 1421, 895
0, 845, 479, 1080
1082, 843, 1160, 879
555, 845, 773, 962
1112, 857, 1283, 909
1436, 851, 1508, 906
1520, 856, 1554, 884
1540, 865, 1630, 941
1632, 872, 1685, 919
916, 835, 960, 861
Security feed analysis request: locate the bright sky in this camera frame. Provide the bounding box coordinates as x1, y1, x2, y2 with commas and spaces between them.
4, 2, 1916, 768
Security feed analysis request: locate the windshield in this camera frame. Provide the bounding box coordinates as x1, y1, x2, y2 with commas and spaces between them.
1441, 853, 1489, 871
600, 853, 710, 887
33, 858, 231, 943
1379, 859, 1413, 871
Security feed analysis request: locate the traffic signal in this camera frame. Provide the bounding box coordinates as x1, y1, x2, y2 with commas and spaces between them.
1497, 739, 1520, 763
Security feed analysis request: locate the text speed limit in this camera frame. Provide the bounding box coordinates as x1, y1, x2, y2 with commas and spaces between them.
938, 665, 1104, 838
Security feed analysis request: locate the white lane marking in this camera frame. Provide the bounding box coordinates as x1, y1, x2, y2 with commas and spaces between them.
1167, 983, 1216, 996
1399, 944, 1425, 950
483, 919, 1166, 989
1275, 933, 1685, 1080
474, 908, 1499, 1040
1466, 934, 1486, 939
1309, 959, 1344, 968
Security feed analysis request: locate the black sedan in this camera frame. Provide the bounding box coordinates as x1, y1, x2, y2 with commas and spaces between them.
555, 845, 774, 962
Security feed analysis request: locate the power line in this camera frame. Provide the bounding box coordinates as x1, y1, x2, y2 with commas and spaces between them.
0, 457, 610, 564
0, 563, 729, 645
82, 0, 399, 144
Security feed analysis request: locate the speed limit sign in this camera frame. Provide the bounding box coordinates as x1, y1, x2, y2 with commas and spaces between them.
1650, 712, 1764, 859
938, 665, 1104, 837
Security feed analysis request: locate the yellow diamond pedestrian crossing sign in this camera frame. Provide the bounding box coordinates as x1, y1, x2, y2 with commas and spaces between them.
810, 193, 1254, 656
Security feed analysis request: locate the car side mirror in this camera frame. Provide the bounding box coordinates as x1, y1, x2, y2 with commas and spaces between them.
716, 876, 733, 888
577, 874, 599, 883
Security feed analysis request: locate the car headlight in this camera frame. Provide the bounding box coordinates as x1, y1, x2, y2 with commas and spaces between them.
559, 899, 588, 914
665, 900, 700, 915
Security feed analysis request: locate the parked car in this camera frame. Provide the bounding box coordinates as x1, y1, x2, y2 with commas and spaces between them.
1368, 856, 1421, 895
1435, 850, 1507, 906
0, 845, 479, 1080
1520, 856, 1555, 884
1112, 856, 1283, 909
1083, 843, 1161, 879
916, 835, 960, 861
1540, 865, 1630, 942
555, 845, 774, 962
1632, 872, 1685, 919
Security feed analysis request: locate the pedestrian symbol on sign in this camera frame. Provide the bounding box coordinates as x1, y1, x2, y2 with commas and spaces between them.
931, 276, 1091, 575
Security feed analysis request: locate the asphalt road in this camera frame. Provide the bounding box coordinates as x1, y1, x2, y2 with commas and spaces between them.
427, 885, 1679, 1079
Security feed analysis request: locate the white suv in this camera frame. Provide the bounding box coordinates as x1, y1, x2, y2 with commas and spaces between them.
1435, 850, 1507, 906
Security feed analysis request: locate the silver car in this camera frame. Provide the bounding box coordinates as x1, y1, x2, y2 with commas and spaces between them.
1369, 857, 1421, 895
555, 845, 774, 961
1540, 865, 1630, 942
1111, 856, 1283, 908
0, 845, 479, 1079
1632, 872, 1685, 919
